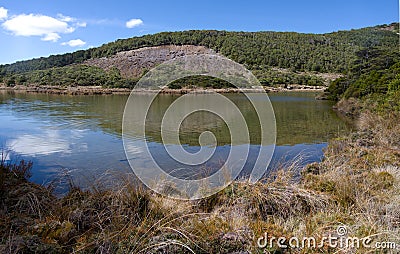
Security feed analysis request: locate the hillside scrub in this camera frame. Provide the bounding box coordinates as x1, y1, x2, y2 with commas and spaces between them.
0, 23, 398, 89
1, 24, 398, 75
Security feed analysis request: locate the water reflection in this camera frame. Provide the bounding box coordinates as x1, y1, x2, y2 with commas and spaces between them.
7, 130, 74, 156
0, 91, 350, 186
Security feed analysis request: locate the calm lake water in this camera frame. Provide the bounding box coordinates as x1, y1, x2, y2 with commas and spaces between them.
0, 91, 350, 187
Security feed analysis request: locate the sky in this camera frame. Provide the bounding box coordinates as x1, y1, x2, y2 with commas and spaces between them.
0, 0, 398, 64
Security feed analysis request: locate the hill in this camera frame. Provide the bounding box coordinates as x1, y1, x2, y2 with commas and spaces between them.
0, 23, 398, 90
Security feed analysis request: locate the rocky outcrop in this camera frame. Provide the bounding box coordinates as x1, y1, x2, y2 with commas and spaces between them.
83, 45, 215, 78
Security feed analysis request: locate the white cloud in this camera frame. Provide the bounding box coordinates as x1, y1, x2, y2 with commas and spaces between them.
126, 18, 143, 28
42, 32, 61, 42
2, 14, 76, 42
61, 39, 86, 47
77, 22, 87, 27
2, 12, 87, 42
56, 14, 87, 28
57, 13, 75, 22
0, 7, 7, 20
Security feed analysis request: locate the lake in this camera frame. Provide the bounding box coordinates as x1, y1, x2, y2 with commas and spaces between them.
0, 91, 350, 189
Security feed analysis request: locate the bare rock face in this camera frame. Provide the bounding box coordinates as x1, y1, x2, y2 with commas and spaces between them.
83, 45, 215, 78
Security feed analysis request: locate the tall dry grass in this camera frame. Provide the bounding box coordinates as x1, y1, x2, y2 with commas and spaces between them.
1, 110, 399, 253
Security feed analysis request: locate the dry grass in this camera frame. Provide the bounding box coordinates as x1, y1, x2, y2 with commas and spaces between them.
1, 109, 399, 253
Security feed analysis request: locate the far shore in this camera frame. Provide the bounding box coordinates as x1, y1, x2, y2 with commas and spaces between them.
0, 84, 326, 95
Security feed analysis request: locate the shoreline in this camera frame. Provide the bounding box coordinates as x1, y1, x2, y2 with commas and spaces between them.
0, 84, 326, 95
0, 85, 132, 95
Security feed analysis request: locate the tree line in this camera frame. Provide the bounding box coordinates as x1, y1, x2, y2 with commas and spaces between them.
0, 23, 398, 89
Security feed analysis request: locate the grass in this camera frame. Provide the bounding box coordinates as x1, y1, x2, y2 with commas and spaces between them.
1, 104, 399, 253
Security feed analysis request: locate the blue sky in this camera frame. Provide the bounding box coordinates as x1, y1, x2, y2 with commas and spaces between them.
0, 0, 398, 64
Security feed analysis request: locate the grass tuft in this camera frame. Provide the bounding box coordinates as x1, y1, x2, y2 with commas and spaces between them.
1, 106, 399, 253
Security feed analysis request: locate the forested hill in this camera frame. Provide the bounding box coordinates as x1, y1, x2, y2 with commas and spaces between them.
0, 23, 398, 88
